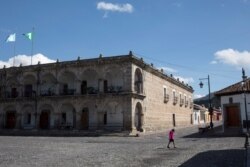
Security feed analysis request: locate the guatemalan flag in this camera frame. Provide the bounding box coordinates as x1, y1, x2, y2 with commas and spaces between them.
6, 33, 16, 42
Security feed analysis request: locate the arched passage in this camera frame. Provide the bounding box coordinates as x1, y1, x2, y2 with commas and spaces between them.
134, 102, 143, 131
134, 68, 143, 94
4, 105, 17, 129
81, 107, 89, 130
23, 74, 36, 97
58, 71, 76, 95
39, 104, 54, 129
40, 73, 57, 96
60, 103, 76, 129
21, 105, 35, 128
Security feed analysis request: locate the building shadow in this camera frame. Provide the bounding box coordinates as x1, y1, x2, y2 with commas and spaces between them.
182, 125, 244, 138
179, 149, 245, 167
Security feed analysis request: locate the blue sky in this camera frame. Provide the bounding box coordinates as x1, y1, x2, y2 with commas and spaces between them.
1, 0, 250, 98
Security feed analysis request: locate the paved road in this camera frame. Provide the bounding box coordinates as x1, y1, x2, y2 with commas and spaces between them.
0, 125, 245, 167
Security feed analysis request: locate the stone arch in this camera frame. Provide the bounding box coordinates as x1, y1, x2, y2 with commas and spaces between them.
134, 102, 144, 131
105, 101, 123, 129
39, 104, 54, 129
23, 74, 37, 85
104, 66, 124, 93
134, 68, 143, 94
80, 102, 96, 129
40, 73, 57, 96
5, 76, 20, 98
23, 74, 37, 97
80, 68, 99, 94
59, 103, 76, 129
21, 104, 35, 128
58, 71, 77, 95
4, 105, 17, 129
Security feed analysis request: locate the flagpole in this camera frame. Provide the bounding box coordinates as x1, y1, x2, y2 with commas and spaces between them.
13, 41, 16, 66
31, 27, 34, 65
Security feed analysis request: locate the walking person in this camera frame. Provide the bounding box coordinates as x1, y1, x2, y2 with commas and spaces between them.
167, 129, 176, 148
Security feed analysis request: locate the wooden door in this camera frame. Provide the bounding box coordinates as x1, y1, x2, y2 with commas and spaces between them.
40, 111, 49, 129
226, 106, 240, 127
81, 109, 89, 130
6, 112, 16, 129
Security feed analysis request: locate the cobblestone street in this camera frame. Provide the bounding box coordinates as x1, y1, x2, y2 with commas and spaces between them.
0, 125, 245, 167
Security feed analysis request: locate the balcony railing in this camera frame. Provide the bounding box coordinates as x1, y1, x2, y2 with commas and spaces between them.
60, 89, 76, 95
5, 91, 18, 98
164, 94, 169, 103
40, 89, 55, 96
87, 87, 98, 94
24, 91, 36, 97
173, 96, 178, 105
180, 99, 184, 106
106, 86, 122, 93
185, 101, 188, 107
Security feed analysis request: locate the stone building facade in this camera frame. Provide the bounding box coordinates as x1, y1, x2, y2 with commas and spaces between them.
0, 52, 193, 133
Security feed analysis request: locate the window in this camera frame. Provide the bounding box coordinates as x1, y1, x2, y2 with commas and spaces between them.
11, 88, 18, 98
164, 87, 167, 97
62, 113, 66, 124
173, 91, 178, 105
63, 84, 68, 95
163, 87, 169, 103
24, 84, 32, 97
229, 97, 233, 104
104, 80, 108, 93
81, 81, 87, 94
25, 113, 31, 124
103, 112, 107, 125
27, 113, 31, 124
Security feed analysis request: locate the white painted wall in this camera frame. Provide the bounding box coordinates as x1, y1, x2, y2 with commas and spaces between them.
220, 93, 250, 132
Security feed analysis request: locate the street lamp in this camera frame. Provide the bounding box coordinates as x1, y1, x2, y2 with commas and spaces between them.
242, 68, 249, 148
199, 75, 213, 129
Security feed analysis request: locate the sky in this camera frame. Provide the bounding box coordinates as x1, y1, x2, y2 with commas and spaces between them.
1, 0, 250, 99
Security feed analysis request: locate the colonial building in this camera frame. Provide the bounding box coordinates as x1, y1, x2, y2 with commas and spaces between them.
215, 78, 250, 133
0, 52, 194, 133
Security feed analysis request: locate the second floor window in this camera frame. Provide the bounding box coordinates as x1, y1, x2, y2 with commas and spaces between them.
24, 84, 32, 97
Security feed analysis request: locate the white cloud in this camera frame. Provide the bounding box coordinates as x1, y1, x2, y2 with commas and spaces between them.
0, 53, 56, 68
210, 60, 217, 64
214, 48, 250, 69
194, 94, 205, 99
174, 76, 194, 84
97, 2, 134, 13
159, 66, 177, 73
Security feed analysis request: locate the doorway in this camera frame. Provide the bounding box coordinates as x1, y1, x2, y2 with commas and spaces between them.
226, 106, 240, 127
6, 111, 16, 129
81, 108, 89, 129
40, 111, 50, 129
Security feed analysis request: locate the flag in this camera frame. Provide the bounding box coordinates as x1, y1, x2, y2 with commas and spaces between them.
6, 33, 16, 42
23, 32, 33, 40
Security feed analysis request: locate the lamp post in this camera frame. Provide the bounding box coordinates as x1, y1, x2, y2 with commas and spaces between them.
242, 68, 249, 148
199, 75, 213, 129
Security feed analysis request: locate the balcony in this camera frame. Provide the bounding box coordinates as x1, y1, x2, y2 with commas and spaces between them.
87, 87, 98, 94
180, 99, 184, 106
40, 89, 55, 96
24, 91, 36, 97
106, 86, 122, 93
185, 101, 188, 107
173, 96, 178, 105
164, 94, 169, 103
5, 91, 18, 98
60, 89, 76, 95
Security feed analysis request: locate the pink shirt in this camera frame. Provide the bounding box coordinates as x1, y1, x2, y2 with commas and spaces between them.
169, 131, 174, 140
